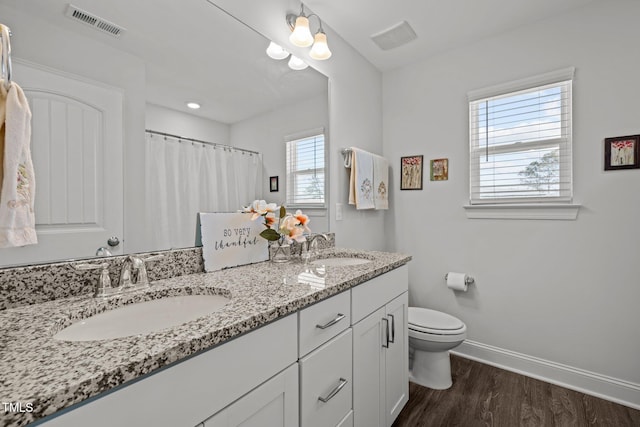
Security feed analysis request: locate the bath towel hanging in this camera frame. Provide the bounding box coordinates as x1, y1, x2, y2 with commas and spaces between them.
373, 154, 389, 210
0, 24, 37, 248
348, 147, 375, 210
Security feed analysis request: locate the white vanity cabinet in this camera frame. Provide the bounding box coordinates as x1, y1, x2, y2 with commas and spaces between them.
38, 264, 409, 427
351, 265, 409, 427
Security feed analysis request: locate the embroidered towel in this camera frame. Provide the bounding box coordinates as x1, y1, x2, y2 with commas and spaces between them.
0, 80, 37, 248
348, 148, 375, 210
373, 154, 389, 210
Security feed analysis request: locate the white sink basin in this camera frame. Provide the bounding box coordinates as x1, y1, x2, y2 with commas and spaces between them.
54, 295, 230, 341
311, 257, 372, 267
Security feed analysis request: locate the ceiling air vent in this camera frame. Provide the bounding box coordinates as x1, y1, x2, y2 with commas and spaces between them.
371, 21, 417, 51
64, 4, 126, 37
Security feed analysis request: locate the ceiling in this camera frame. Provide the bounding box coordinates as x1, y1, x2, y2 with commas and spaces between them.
1, 0, 328, 124
304, 0, 598, 71
2, 0, 599, 123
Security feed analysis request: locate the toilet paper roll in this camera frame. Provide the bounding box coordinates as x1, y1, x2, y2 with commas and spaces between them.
447, 272, 468, 292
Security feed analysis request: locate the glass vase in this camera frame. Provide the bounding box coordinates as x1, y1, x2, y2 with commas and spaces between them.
269, 240, 291, 263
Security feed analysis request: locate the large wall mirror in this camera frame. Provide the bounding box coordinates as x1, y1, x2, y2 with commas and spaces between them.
0, 0, 329, 267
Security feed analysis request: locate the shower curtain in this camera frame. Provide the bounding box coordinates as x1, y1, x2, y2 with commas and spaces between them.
145, 132, 263, 250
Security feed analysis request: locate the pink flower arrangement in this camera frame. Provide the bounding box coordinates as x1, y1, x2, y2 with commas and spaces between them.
242, 200, 310, 243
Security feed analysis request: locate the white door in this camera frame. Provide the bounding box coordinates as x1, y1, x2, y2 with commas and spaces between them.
0, 60, 123, 266
385, 293, 409, 426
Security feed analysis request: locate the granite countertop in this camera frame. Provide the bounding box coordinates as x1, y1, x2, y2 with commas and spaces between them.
0, 248, 410, 426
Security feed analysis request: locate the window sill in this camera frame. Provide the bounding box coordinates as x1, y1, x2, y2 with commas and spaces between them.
463, 203, 581, 220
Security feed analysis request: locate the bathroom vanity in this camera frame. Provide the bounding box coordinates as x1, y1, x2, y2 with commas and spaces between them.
0, 248, 410, 427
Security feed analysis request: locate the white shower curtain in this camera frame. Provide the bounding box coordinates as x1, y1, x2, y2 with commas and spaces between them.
145, 133, 263, 250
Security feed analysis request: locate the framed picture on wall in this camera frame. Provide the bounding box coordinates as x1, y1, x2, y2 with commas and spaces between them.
400, 155, 423, 190
604, 135, 640, 170
430, 158, 449, 181
269, 176, 279, 192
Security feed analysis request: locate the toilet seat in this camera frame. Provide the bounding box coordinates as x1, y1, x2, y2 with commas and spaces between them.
408, 307, 466, 336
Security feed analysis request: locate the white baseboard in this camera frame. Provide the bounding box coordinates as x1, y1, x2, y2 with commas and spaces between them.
451, 340, 640, 410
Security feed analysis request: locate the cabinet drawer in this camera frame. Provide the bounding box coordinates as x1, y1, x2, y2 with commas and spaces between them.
351, 265, 408, 324
299, 291, 351, 356
300, 329, 353, 427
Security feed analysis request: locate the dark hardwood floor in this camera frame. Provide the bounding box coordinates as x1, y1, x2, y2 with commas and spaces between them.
393, 355, 640, 427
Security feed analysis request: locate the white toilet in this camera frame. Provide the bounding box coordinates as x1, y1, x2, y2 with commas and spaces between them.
408, 307, 467, 390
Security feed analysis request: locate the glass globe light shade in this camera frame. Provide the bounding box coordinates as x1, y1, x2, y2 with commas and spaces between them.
309, 31, 332, 60
266, 41, 289, 60
288, 55, 308, 70
289, 16, 313, 47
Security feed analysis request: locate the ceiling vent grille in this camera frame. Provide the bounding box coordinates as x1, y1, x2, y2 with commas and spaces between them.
371, 21, 417, 51
65, 4, 125, 37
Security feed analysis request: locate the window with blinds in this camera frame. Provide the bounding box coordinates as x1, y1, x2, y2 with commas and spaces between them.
285, 132, 325, 207
469, 70, 573, 204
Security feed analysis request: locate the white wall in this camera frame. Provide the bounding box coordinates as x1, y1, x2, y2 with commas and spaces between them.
146, 104, 230, 145
383, 0, 640, 405
214, 0, 385, 250
230, 94, 329, 232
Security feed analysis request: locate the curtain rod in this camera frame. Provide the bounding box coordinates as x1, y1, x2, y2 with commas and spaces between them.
145, 129, 260, 155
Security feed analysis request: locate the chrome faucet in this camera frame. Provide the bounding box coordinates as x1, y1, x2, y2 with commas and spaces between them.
301, 233, 329, 261
73, 254, 163, 299
119, 254, 163, 291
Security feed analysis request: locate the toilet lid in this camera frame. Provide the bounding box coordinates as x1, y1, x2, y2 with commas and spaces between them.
408, 307, 464, 331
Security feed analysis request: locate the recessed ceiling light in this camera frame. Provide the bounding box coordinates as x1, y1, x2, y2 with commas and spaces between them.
186, 102, 201, 109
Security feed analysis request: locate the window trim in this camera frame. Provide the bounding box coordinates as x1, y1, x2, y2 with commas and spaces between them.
466, 67, 580, 219
284, 128, 327, 209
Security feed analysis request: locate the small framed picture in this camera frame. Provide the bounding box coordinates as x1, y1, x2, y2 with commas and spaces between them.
604, 135, 640, 170
400, 155, 423, 190
269, 176, 279, 192
430, 158, 449, 181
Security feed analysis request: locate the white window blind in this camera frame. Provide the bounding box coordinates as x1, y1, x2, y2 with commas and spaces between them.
469, 69, 573, 204
285, 132, 325, 207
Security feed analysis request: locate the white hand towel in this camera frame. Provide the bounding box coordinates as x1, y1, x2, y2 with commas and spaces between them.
373, 155, 389, 210
0, 81, 37, 248
348, 148, 374, 210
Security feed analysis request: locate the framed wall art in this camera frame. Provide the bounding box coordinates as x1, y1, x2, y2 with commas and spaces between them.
400, 155, 423, 190
269, 176, 279, 192
604, 135, 640, 170
430, 158, 449, 181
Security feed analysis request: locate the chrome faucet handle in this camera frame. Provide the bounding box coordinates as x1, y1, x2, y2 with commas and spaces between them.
131, 254, 164, 287
119, 256, 136, 290
72, 262, 113, 298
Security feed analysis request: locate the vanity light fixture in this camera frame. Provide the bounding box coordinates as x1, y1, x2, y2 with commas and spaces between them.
186, 102, 201, 110
286, 4, 332, 60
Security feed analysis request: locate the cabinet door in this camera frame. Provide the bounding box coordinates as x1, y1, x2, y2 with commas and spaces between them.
385, 292, 409, 426
352, 306, 386, 427
203, 363, 298, 427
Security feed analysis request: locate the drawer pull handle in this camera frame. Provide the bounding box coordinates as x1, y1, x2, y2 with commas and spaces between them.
388, 314, 395, 344
382, 317, 390, 348
316, 313, 346, 330
318, 378, 348, 403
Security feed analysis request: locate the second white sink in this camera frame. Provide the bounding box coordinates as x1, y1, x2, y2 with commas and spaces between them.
54, 295, 230, 341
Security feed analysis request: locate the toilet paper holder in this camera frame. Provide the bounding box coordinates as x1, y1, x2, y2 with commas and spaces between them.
444, 273, 475, 286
